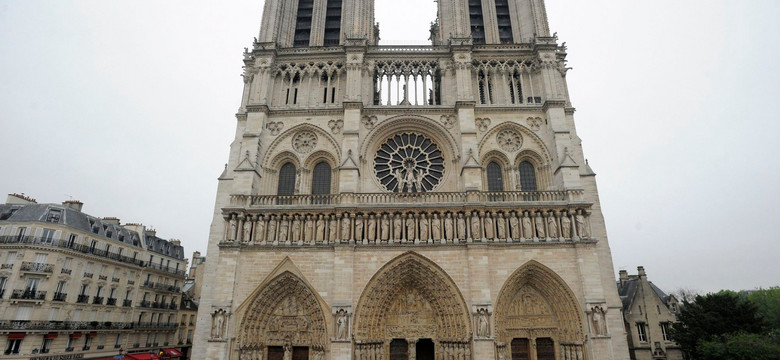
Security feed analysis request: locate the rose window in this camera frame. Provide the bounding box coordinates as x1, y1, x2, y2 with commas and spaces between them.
374, 132, 444, 192
292, 131, 318, 153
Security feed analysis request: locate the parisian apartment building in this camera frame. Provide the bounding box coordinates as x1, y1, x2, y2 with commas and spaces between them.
0, 193, 189, 360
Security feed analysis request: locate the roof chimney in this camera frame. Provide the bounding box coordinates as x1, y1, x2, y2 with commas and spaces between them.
169, 239, 181, 246
146, 228, 157, 237
62, 200, 84, 212
102, 217, 120, 226
619, 270, 629, 285
637, 266, 646, 277
7, 193, 37, 204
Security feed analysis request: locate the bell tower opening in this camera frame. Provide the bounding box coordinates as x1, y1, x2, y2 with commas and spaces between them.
375, 0, 438, 45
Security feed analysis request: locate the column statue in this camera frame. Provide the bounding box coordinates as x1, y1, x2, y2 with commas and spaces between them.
576, 210, 589, 238
560, 211, 571, 239
431, 213, 442, 241
380, 214, 389, 241
547, 212, 558, 239
392, 214, 402, 243
304, 215, 314, 244
341, 214, 351, 243
484, 212, 495, 240
316, 214, 325, 243
405, 213, 416, 243
534, 212, 546, 238
496, 212, 506, 240
509, 212, 520, 240
419, 213, 429, 243
278, 214, 289, 244
444, 213, 454, 241
470, 212, 482, 241
267, 215, 277, 244
242, 215, 252, 243
328, 214, 338, 244
355, 214, 365, 243
456, 212, 466, 241
522, 212, 533, 240
368, 214, 378, 243
292, 215, 302, 244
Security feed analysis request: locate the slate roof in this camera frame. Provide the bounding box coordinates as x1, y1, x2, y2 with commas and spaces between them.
616, 276, 673, 310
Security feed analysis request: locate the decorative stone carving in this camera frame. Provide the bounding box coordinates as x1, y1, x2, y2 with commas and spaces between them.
374, 132, 445, 193
547, 212, 558, 239
211, 309, 228, 339
534, 212, 546, 239
470, 212, 482, 240
361, 115, 377, 129
267, 121, 284, 136
475, 307, 491, 338
440, 115, 456, 129
419, 213, 429, 242
456, 213, 466, 241
444, 213, 454, 242
292, 130, 318, 154
334, 308, 351, 341
527, 117, 543, 131
496, 213, 506, 240
590, 305, 607, 336
380, 214, 389, 241
561, 212, 572, 239
355, 215, 364, 243
521, 213, 533, 239
291, 215, 301, 245
328, 214, 338, 243
278, 215, 289, 244
476, 118, 491, 132
369, 214, 379, 242
242, 216, 252, 243
304, 215, 314, 244
340, 214, 351, 243
327, 119, 344, 134
496, 129, 522, 152
509, 213, 520, 240
576, 210, 589, 238
431, 213, 442, 241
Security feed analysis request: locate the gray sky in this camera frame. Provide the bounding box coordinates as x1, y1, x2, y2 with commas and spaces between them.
1, 0, 778, 294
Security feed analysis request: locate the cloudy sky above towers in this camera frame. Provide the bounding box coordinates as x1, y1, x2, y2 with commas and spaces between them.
1, 0, 779, 293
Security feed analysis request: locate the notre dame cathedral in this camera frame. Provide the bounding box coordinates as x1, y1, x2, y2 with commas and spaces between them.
193, 0, 631, 359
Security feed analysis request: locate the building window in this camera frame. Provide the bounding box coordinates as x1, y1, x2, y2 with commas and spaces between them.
293, 0, 314, 46
41, 229, 55, 243
5, 338, 22, 354
41, 338, 53, 353
494, 0, 513, 43
277, 162, 297, 196
115, 334, 122, 348
637, 322, 648, 342
486, 161, 504, 192
323, 0, 342, 45
311, 162, 332, 203
518, 161, 537, 191
468, 0, 485, 44
0, 277, 7, 297
661, 322, 671, 341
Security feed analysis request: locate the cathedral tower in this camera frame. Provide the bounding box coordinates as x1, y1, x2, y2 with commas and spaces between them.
194, 0, 631, 359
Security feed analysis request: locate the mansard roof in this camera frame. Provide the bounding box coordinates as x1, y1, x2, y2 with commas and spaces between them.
145, 233, 185, 260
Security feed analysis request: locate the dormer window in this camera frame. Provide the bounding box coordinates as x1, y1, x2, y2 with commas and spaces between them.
46, 209, 62, 223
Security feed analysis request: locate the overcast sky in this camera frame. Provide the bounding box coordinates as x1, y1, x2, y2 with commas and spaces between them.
1, 0, 778, 294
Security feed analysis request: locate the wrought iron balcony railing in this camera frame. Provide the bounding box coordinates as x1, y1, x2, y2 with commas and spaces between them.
77, 294, 90, 303
61, 268, 72, 275
123, 299, 133, 307
106, 298, 117, 306
10, 289, 46, 300
93, 296, 104, 305
20, 261, 54, 273
53, 292, 67, 302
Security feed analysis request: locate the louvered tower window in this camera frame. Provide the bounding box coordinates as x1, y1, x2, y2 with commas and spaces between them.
469, 0, 485, 44
518, 161, 537, 191
277, 163, 297, 195
495, 0, 513, 43
294, 0, 314, 47
311, 162, 332, 204
323, 0, 342, 46
486, 162, 504, 192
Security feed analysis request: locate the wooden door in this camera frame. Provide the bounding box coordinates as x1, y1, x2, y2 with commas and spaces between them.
293, 346, 309, 360
268, 346, 284, 360
389, 338, 408, 360
536, 338, 555, 360
510, 338, 530, 360
416, 339, 435, 360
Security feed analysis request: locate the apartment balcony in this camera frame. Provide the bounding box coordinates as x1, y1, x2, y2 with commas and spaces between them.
142, 281, 155, 289
61, 268, 72, 275
83, 272, 93, 279
98, 275, 108, 281
0, 236, 147, 269
77, 294, 90, 303
112, 277, 120, 283
20, 261, 54, 274
169, 303, 178, 310
93, 296, 104, 305
53, 292, 67, 302
135, 322, 178, 330
0, 320, 132, 331
123, 299, 133, 307
127, 279, 135, 285
106, 298, 117, 306
10, 289, 46, 301
139, 300, 151, 308
1, 263, 13, 269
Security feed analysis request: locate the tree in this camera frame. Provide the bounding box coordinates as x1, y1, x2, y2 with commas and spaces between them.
670, 291, 768, 359
697, 332, 780, 360
672, 287, 700, 303
748, 287, 780, 331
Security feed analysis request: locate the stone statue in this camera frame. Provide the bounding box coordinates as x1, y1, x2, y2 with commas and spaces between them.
328, 215, 338, 243
292, 215, 301, 243
534, 213, 546, 238
341, 214, 351, 242
477, 308, 490, 337
547, 213, 558, 238
242, 217, 252, 243
380, 214, 389, 241
405, 213, 416, 242
444, 213, 454, 240
393, 214, 402, 242
522, 214, 533, 239
404, 168, 415, 192
316, 215, 325, 243
576, 211, 589, 238
336, 310, 348, 340
456, 213, 466, 240
470, 213, 482, 240
355, 215, 364, 243
212, 311, 225, 339
431, 213, 442, 241
415, 168, 427, 192
283, 344, 292, 360
497, 213, 506, 240
561, 213, 571, 238
393, 168, 404, 192
509, 213, 520, 240
369, 214, 378, 242
229, 216, 238, 242
255, 215, 265, 243
304, 215, 314, 243
267, 216, 277, 243
278, 215, 289, 243
484, 213, 494, 239
591, 306, 607, 335
419, 213, 429, 242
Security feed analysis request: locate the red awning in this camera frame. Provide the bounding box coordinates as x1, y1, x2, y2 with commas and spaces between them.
126, 353, 161, 360
44, 333, 58, 339
87, 332, 98, 337
7, 333, 25, 339
162, 348, 183, 357
70, 333, 83, 338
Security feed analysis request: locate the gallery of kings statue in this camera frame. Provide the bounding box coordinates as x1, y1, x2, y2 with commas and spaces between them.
192, 0, 632, 359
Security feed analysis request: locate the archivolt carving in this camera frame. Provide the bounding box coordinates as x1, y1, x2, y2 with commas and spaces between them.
494, 261, 585, 344
354, 252, 471, 342
238, 272, 328, 352
263, 123, 341, 169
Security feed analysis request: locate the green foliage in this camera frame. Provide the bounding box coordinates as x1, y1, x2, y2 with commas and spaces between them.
697, 332, 780, 360
748, 287, 780, 331
670, 291, 768, 359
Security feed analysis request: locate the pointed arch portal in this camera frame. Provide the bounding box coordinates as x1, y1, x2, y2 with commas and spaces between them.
495, 261, 586, 360
354, 252, 471, 360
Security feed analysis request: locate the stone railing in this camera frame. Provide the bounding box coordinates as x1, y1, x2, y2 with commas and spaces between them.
221, 191, 593, 247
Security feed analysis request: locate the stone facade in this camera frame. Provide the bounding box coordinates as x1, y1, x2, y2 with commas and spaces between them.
617, 267, 683, 360
194, 0, 631, 359
0, 194, 188, 359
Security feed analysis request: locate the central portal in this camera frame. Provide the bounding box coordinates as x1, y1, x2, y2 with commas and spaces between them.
416, 339, 435, 360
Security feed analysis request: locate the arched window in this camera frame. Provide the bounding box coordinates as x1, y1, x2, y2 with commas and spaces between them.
518, 161, 537, 191
311, 162, 332, 204
277, 162, 297, 196
486, 161, 504, 192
